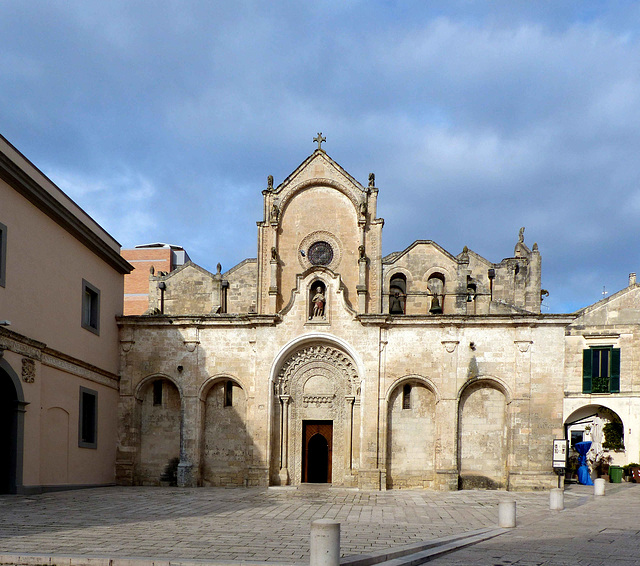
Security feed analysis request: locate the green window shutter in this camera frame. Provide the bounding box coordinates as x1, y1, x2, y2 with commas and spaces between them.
582, 349, 592, 393
610, 348, 620, 393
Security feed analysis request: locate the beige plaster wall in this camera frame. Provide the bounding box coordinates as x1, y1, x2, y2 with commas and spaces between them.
1, 181, 123, 374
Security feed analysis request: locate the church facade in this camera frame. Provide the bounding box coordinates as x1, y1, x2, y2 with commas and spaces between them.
116, 145, 583, 491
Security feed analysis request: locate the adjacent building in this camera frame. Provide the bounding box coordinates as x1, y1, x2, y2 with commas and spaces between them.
123, 243, 190, 315
0, 134, 131, 494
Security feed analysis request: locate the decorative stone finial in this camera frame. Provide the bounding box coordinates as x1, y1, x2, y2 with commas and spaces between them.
267, 175, 274, 190
313, 132, 326, 151
216, 263, 222, 274
149, 265, 155, 275
532, 242, 538, 252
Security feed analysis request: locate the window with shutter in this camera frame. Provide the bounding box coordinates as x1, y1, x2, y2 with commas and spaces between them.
583, 347, 620, 394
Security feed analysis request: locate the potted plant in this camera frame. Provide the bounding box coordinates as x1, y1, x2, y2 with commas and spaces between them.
594, 454, 613, 480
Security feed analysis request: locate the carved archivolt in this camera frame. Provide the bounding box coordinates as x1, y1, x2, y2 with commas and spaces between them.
277, 344, 359, 396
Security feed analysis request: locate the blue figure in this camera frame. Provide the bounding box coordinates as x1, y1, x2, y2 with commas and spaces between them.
574, 441, 593, 485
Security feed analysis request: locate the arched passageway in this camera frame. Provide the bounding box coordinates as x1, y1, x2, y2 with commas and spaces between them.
0, 365, 22, 494
458, 381, 508, 489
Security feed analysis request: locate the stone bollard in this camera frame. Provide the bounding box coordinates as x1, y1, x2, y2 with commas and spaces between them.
310, 519, 340, 566
594, 478, 606, 496
498, 500, 516, 528
550, 488, 564, 510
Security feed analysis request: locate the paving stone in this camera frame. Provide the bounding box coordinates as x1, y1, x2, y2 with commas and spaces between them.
0, 484, 638, 564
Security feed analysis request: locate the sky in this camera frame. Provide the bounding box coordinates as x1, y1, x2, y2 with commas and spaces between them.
2, 1, 640, 313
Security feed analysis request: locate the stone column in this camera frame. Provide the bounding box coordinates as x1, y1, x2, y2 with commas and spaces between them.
357, 256, 368, 314
436, 339, 460, 490
177, 394, 199, 487
278, 395, 290, 485
344, 396, 355, 476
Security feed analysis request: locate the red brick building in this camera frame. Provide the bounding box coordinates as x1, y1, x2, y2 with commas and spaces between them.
122, 243, 190, 315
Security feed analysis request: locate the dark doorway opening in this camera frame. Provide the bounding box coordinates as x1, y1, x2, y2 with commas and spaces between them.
0, 369, 19, 494
302, 420, 332, 483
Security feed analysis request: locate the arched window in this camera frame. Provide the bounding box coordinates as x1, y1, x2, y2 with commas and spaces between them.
224, 381, 233, 407
153, 380, 163, 406
427, 273, 445, 314
402, 383, 411, 409
389, 273, 406, 314
309, 280, 327, 320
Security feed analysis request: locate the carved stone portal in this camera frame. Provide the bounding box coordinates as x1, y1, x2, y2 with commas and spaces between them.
274, 344, 360, 487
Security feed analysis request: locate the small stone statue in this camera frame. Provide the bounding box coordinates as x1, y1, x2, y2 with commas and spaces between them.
358, 244, 366, 260
368, 172, 375, 187
271, 203, 280, 223
271, 246, 277, 260
216, 263, 222, 274
267, 175, 274, 190
150, 265, 155, 275
359, 201, 367, 218
312, 286, 325, 318
519, 227, 525, 243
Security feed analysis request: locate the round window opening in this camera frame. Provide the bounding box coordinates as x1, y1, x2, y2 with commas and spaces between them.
308, 241, 334, 266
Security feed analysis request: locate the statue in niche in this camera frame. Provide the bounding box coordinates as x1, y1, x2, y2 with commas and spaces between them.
358, 244, 366, 260
311, 286, 326, 319
359, 200, 367, 218
270, 203, 280, 223
271, 246, 277, 260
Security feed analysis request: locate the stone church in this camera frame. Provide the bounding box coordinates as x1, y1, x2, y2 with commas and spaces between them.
116, 142, 577, 491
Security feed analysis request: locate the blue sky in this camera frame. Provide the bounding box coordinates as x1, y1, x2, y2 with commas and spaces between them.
2, 1, 640, 313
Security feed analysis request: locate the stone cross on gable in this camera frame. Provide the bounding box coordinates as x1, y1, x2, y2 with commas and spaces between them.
313, 132, 326, 151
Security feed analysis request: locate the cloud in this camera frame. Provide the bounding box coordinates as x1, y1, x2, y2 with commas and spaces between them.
1, 1, 640, 312
43, 166, 158, 245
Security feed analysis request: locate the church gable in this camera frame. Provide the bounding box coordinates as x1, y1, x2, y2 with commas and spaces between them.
257, 144, 382, 315
157, 262, 218, 315
571, 281, 640, 327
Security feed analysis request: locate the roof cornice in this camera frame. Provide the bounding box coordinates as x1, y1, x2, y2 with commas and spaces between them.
0, 145, 131, 274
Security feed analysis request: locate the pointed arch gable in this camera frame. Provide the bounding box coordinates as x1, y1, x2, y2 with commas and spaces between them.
269, 334, 365, 387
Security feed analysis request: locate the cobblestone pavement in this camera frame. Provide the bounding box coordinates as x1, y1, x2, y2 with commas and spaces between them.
0, 483, 637, 564
428, 482, 640, 566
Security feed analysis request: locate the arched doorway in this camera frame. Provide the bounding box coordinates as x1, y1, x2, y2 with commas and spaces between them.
0, 363, 24, 494
271, 341, 360, 487
137, 377, 181, 485
303, 421, 332, 483
386, 379, 436, 488
201, 379, 249, 486
458, 381, 508, 489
